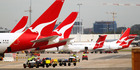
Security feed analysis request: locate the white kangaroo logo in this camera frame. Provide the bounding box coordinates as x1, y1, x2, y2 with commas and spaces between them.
120, 38, 134, 46
29, 18, 57, 47
96, 41, 104, 47
14, 25, 26, 33
117, 37, 127, 45
54, 21, 75, 40
53, 29, 62, 36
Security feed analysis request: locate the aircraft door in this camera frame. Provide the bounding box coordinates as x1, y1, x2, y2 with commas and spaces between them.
85, 47, 88, 51
84, 46, 89, 53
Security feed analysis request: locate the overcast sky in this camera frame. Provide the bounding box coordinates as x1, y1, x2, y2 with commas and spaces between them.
0, 0, 140, 30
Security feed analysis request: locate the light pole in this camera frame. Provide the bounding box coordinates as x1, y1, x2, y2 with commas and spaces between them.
77, 3, 83, 34
29, 0, 32, 26
106, 12, 117, 39
112, 12, 117, 34
25, 0, 32, 26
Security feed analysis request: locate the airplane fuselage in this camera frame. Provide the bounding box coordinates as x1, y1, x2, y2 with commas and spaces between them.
0, 33, 21, 53
0, 33, 49, 54
45, 42, 96, 52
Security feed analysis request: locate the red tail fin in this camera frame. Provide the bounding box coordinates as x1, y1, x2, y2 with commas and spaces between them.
119, 34, 137, 48
10, 16, 28, 33
93, 35, 107, 49
116, 28, 130, 43
121, 29, 124, 35
24, 0, 64, 37
52, 12, 78, 40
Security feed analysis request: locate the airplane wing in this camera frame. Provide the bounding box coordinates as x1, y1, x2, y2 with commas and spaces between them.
105, 39, 118, 42
35, 38, 74, 50
31, 35, 59, 43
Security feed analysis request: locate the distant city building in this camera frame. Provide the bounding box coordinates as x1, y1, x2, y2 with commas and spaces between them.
130, 24, 140, 35
131, 24, 140, 31
71, 21, 83, 34
0, 27, 10, 33
84, 28, 93, 34
93, 21, 117, 34
116, 27, 126, 34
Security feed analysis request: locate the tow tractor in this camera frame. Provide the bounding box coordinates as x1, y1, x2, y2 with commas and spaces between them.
82, 54, 88, 60
23, 58, 36, 68
23, 56, 45, 68
67, 55, 80, 66
58, 58, 68, 66
36, 58, 45, 68
45, 58, 52, 68
51, 59, 58, 68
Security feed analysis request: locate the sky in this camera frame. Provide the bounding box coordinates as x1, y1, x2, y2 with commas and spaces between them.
0, 0, 140, 30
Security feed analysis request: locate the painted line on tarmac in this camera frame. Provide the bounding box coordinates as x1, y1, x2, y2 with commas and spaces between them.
93, 54, 130, 60
105, 54, 129, 60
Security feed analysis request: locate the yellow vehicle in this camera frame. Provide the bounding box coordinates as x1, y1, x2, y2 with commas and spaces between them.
45, 59, 51, 68
51, 59, 58, 68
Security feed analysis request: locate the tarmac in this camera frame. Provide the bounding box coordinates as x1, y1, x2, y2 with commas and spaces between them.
0, 51, 132, 70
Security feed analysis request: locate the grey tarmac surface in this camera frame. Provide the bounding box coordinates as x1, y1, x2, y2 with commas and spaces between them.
0, 52, 132, 70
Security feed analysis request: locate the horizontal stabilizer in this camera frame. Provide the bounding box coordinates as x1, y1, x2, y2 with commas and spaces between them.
58, 38, 74, 43
31, 35, 59, 43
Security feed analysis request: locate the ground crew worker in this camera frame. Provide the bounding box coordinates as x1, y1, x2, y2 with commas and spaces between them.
27, 57, 32, 64
27, 56, 35, 61
83, 53, 85, 56
73, 54, 76, 57
31, 56, 35, 59
28, 57, 32, 61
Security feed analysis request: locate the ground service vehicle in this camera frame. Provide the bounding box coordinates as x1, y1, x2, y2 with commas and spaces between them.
82, 55, 88, 60
58, 58, 68, 66
36, 59, 45, 68
23, 59, 36, 68
45, 58, 52, 68
68, 55, 80, 66
51, 59, 58, 68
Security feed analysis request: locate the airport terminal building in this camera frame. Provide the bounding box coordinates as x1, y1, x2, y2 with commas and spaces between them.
0, 27, 10, 33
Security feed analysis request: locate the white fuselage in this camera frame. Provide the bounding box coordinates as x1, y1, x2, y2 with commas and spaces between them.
98, 41, 123, 51
0, 33, 22, 53
45, 42, 96, 52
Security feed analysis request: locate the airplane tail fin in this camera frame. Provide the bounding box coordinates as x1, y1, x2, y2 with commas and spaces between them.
93, 35, 107, 49
116, 28, 130, 44
10, 16, 28, 33
52, 12, 78, 40
24, 0, 64, 36
119, 34, 137, 48
121, 29, 124, 35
